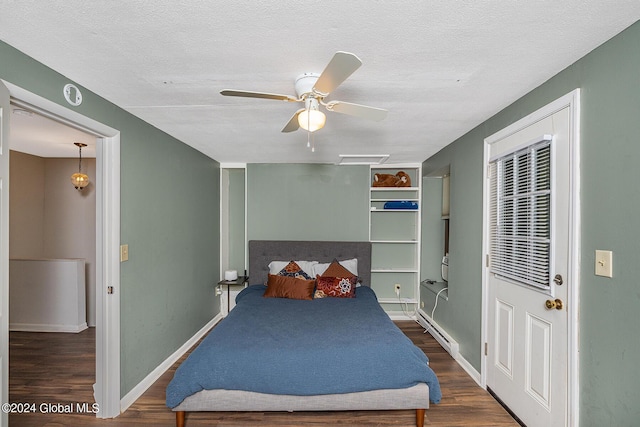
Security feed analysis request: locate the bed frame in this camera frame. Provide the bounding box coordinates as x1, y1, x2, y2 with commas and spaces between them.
173, 240, 429, 427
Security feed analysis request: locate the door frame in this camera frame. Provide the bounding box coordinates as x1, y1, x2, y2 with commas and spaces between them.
2, 80, 121, 418
481, 89, 581, 426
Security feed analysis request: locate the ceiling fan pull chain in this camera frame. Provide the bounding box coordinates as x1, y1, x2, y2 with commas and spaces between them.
306, 104, 311, 148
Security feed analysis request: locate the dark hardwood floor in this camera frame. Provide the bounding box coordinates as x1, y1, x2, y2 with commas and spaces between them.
9, 321, 517, 426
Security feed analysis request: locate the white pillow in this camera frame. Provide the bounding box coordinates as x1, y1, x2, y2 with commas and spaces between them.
268, 260, 318, 278
312, 258, 358, 277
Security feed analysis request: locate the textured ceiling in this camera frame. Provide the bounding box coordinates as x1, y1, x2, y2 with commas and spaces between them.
1, 1, 639, 164
9, 106, 96, 158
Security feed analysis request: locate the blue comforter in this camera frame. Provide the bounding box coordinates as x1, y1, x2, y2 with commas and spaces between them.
166, 285, 441, 408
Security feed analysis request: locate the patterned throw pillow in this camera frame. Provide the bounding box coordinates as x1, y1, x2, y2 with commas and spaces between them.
315, 275, 358, 298
277, 261, 314, 280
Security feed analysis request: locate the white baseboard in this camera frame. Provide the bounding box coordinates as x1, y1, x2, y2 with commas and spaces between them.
10, 322, 88, 333
416, 310, 482, 386
454, 351, 482, 386
120, 313, 223, 412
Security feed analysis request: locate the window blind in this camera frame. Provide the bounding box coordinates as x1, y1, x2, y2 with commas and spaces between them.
489, 138, 552, 290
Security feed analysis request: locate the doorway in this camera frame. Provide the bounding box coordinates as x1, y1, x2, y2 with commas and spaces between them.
9, 105, 97, 328
0, 80, 121, 421
8, 105, 98, 415
481, 90, 580, 426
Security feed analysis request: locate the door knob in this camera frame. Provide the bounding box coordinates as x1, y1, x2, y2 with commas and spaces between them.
545, 298, 564, 310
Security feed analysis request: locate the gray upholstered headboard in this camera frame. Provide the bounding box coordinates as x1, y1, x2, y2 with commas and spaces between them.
248, 240, 372, 287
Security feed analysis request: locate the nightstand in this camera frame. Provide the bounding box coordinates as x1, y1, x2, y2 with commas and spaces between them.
218, 276, 249, 313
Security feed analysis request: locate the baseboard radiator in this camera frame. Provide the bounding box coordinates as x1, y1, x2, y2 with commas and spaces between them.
417, 310, 459, 359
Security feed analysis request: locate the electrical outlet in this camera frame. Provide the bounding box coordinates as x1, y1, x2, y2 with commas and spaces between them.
394, 284, 401, 295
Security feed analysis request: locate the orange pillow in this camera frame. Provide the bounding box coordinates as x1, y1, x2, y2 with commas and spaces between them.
263, 274, 315, 300
321, 259, 354, 278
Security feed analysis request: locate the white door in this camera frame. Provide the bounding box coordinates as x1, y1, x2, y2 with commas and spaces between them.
0, 81, 10, 427
485, 100, 576, 427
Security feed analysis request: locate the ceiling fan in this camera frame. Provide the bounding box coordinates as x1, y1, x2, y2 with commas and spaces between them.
220, 51, 387, 133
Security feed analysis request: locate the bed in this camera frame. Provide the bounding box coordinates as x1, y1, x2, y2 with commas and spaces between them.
166, 240, 441, 427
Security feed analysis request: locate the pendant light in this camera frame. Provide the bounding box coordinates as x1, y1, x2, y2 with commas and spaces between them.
70, 142, 90, 190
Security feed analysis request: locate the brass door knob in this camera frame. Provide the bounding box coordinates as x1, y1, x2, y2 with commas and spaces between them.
545, 299, 564, 310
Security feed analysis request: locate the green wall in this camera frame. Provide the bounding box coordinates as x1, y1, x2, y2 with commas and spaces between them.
0, 41, 221, 398
422, 21, 640, 426
247, 163, 369, 241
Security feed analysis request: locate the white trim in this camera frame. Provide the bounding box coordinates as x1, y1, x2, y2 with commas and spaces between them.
3, 80, 122, 419
481, 133, 490, 390
567, 90, 581, 427
0, 82, 10, 427
95, 133, 121, 418
219, 162, 247, 168
370, 163, 422, 172
481, 89, 580, 426
454, 351, 482, 386
244, 166, 248, 280
9, 323, 88, 333
4, 82, 118, 137
488, 134, 553, 162
120, 314, 223, 411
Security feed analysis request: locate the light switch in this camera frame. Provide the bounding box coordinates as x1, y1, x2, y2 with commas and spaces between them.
120, 244, 129, 262
595, 250, 612, 278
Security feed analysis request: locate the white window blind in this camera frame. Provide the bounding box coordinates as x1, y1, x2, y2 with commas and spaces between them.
489, 137, 552, 290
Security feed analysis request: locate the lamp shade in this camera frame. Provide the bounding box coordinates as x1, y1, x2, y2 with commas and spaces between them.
298, 109, 326, 132
71, 172, 90, 190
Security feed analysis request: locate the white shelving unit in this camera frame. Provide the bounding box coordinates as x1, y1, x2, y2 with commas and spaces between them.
369, 164, 421, 311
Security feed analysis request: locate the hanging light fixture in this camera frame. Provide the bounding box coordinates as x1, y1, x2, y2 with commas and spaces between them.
70, 142, 90, 190
298, 97, 326, 132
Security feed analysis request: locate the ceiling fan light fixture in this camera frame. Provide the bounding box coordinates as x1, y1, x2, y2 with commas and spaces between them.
298, 109, 326, 132
221, 52, 386, 135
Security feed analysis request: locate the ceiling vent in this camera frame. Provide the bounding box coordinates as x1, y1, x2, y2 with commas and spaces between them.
337, 154, 390, 165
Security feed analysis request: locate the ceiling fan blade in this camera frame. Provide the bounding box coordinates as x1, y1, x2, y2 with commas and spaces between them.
220, 90, 299, 102
281, 109, 305, 132
313, 51, 362, 96
326, 101, 388, 121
